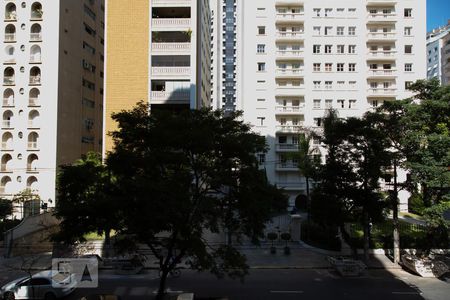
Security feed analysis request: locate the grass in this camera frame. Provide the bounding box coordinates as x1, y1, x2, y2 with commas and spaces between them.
399, 211, 424, 221
83, 230, 116, 241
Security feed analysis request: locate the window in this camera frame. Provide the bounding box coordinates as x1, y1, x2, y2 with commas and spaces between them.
82, 78, 95, 90
348, 45, 356, 54
337, 81, 345, 89
84, 23, 96, 36
405, 81, 413, 89
348, 100, 356, 109
325, 81, 332, 89
313, 99, 321, 109
325, 8, 332, 17
84, 5, 96, 20
337, 45, 344, 54
257, 63, 266, 72
314, 118, 322, 127
348, 27, 356, 36
257, 44, 265, 53
372, 100, 379, 108
325, 63, 332, 72
324, 27, 332, 36
313, 26, 321, 35
405, 45, 412, 54
348, 63, 356, 72
325, 45, 332, 54
337, 27, 344, 36
404, 8, 412, 17
337, 63, 344, 72
313, 81, 321, 89
257, 117, 265, 126
348, 8, 356, 13
313, 63, 321, 72
337, 99, 345, 108
404, 27, 412, 36
404, 63, 412, 72
325, 99, 333, 108
258, 26, 265, 35
258, 154, 266, 164
349, 81, 356, 89
313, 45, 321, 54
83, 42, 96, 55
313, 8, 321, 17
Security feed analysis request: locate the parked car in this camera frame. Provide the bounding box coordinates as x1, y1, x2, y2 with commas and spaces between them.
0, 270, 76, 300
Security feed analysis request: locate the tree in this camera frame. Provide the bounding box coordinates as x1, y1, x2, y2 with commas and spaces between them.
288, 133, 318, 222
54, 152, 120, 246
57, 104, 286, 299
0, 198, 13, 221
12, 189, 40, 219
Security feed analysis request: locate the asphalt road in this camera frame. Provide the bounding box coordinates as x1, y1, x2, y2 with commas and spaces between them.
60, 269, 444, 300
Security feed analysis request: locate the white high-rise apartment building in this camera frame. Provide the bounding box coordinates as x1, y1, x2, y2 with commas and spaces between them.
212, 0, 426, 210
426, 21, 450, 84
1, 1, 105, 214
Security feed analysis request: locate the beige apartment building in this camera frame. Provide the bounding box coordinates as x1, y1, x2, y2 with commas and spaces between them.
104, 0, 212, 154
0, 0, 104, 211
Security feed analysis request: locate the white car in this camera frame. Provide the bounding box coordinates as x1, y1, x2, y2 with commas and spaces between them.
0, 270, 76, 300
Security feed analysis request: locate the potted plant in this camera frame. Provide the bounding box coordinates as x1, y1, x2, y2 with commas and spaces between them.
281, 232, 291, 255
267, 232, 278, 254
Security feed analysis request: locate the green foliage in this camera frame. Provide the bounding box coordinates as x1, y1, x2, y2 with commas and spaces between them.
408, 193, 426, 215
301, 221, 341, 251
54, 152, 120, 244
0, 198, 13, 220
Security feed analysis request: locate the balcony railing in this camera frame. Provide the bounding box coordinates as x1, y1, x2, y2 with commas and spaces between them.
152, 43, 191, 52
4, 33, 15, 42
276, 13, 304, 20
368, 50, 396, 57
276, 125, 304, 133
276, 50, 304, 57
368, 69, 396, 76
276, 143, 299, 151
3, 77, 14, 85
31, 11, 43, 20
276, 32, 304, 38
151, 67, 190, 76
2, 99, 14, 107
276, 162, 299, 170
276, 182, 305, 190
5, 12, 17, 21
29, 76, 41, 85
30, 55, 41, 63
30, 33, 42, 41
28, 121, 39, 128
151, 91, 190, 101
367, 13, 397, 20
276, 68, 304, 76
152, 18, 191, 28
28, 142, 38, 150
29, 98, 39, 106
275, 105, 304, 113
368, 88, 397, 94
1, 121, 11, 128
1, 142, 12, 150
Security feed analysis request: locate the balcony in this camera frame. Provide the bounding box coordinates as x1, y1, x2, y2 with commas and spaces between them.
367, 88, 397, 97
367, 13, 397, 22
1, 143, 13, 151
30, 33, 42, 42
28, 121, 40, 129
1, 121, 12, 129
152, 18, 191, 30
367, 0, 397, 5
152, 0, 191, 6
368, 69, 397, 78
276, 50, 304, 59
151, 67, 190, 78
276, 182, 305, 191
276, 162, 299, 172
275, 86, 305, 96
4, 12, 17, 22
367, 50, 396, 58
27, 142, 38, 150
29, 98, 39, 107
4, 33, 15, 42
2, 99, 14, 107
276, 32, 304, 41
29, 76, 41, 85
276, 13, 304, 23
276, 125, 304, 133
276, 143, 299, 152
367, 32, 397, 41
276, 68, 304, 78
3, 77, 14, 86
275, 105, 304, 115
151, 90, 190, 104
152, 43, 191, 54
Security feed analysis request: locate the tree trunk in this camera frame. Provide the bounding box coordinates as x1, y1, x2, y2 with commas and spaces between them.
104, 229, 111, 258
306, 176, 311, 223
156, 269, 169, 300
363, 209, 370, 262
392, 161, 400, 264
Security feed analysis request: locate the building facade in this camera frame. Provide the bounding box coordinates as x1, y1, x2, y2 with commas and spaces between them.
426, 21, 450, 84
212, 0, 427, 210
1, 0, 104, 212
104, 0, 212, 154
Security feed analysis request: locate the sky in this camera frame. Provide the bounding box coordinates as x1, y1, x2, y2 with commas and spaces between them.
427, 0, 450, 31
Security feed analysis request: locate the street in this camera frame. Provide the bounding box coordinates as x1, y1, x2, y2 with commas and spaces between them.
60, 269, 447, 300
